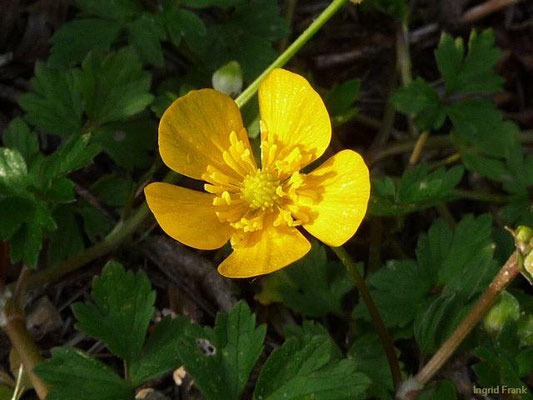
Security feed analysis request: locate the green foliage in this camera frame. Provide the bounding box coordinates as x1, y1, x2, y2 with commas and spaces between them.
417, 381, 457, 400
392, 78, 445, 130
326, 79, 361, 117
72, 261, 156, 363
256, 243, 354, 317
254, 335, 370, 400
356, 214, 499, 354
19, 64, 84, 137
35, 348, 134, 400
175, 301, 266, 400
370, 164, 464, 216
79, 49, 154, 127
473, 323, 533, 399
435, 30, 503, 95
355, 260, 432, 328
349, 334, 397, 399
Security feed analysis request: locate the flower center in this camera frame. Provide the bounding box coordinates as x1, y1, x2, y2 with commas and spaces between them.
241, 169, 281, 210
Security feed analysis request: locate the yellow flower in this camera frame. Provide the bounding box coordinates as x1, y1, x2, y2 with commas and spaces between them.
145, 68, 370, 278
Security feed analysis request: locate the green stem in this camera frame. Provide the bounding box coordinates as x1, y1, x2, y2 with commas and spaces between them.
235, 0, 351, 108
454, 188, 510, 203
330, 246, 402, 388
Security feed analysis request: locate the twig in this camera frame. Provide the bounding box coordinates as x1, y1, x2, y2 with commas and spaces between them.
399, 251, 521, 398
461, 0, 520, 24
2, 298, 48, 400
143, 236, 237, 312
331, 246, 402, 388
407, 131, 429, 167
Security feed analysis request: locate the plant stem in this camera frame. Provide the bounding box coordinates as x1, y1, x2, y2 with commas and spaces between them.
235, 0, 351, 108
22, 203, 151, 292
408, 131, 429, 167
414, 251, 520, 387
331, 246, 402, 388
2, 300, 49, 399
454, 188, 510, 203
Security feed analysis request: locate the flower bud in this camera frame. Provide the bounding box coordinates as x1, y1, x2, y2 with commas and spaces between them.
483, 291, 520, 335
212, 61, 243, 97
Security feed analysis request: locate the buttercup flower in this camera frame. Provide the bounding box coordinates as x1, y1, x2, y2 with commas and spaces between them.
145, 68, 370, 278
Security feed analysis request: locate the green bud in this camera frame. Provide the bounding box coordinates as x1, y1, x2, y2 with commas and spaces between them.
515, 225, 533, 245
517, 313, 533, 347
212, 61, 243, 96
483, 291, 520, 335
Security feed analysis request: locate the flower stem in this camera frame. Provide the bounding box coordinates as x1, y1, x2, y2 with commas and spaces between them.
412, 251, 521, 388
330, 245, 402, 388
235, 0, 351, 108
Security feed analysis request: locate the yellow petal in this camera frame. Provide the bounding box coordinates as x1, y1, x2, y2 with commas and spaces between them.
159, 89, 252, 180
218, 222, 311, 278
258, 68, 331, 171
299, 150, 370, 247
145, 182, 231, 250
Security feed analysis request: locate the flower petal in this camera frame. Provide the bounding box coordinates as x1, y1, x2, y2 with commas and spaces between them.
159, 89, 252, 180
299, 150, 370, 247
145, 182, 231, 250
259, 68, 331, 170
218, 223, 311, 278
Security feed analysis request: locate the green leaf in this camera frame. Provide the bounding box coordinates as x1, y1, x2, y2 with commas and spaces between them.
370, 164, 463, 216
19, 63, 84, 137
447, 99, 517, 158
417, 381, 457, 400
354, 260, 432, 328
435, 30, 503, 95
9, 220, 44, 267
49, 19, 122, 67
72, 261, 155, 363
128, 14, 166, 66
254, 335, 370, 400
2, 118, 39, 165
177, 301, 265, 400
195, 0, 288, 80
41, 134, 100, 183
392, 78, 445, 130
75, 0, 142, 20
416, 215, 497, 297
47, 206, 85, 265
35, 348, 134, 400
129, 316, 192, 385
473, 323, 533, 399
93, 119, 156, 170
256, 243, 354, 317
78, 201, 114, 242
0, 197, 35, 240
414, 293, 470, 354
163, 8, 207, 48
79, 49, 154, 127
0, 148, 28, 196
326, 79, 361, 116
91, 175, 135, 208
349, 334, 396, 399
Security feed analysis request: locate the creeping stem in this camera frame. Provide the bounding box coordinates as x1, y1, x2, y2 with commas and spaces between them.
235, 0, 351, 108
331, 246, 403, 388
